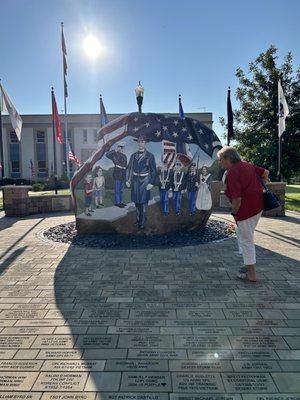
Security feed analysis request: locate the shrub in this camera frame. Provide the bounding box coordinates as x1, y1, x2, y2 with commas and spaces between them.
32, 183, 45, 192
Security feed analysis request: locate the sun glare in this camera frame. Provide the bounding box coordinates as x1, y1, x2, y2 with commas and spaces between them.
83, 35, 102, 59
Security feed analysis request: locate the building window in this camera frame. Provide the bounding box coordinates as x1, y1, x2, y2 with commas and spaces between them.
35, 130, 48, 178
83, 129, 88, 144
9, 131, 20, 178
93, 129, 98, 143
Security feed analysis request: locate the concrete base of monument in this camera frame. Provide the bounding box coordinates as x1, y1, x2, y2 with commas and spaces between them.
76, 196, 212, 236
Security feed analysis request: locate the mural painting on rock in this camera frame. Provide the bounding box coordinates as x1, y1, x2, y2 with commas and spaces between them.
70, 112, 223, 235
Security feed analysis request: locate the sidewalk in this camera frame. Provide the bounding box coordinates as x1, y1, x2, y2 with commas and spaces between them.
0, 210, 300, 398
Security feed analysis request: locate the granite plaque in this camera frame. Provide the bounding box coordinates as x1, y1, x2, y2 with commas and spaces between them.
31, 336, 75, 349
130, 310, 176, 319
229, 336, 289, 349
174, 336, 231, 349
84, 372, 121, 391
242, 395, 300, 400
271, 372, 300, 392
169, 360, 233, 372
76, 335, 117, 348
222, 373, 278, 393
120, 372, 171, 392
0, 360, 43, 371
0, 372, 39, 390
232, 350, 278, 360
118, 335, 173, 349
41, 393, 95, 400
33, 372, 88, 391
172, 372, 224, 392
187, 350, 233, 360
231, 361, 281, 372
41, 360, 105, 371
128, 350, 187, 359
2, 327, 54, 335
0, 350, 17, 359
0, 310, 47, 319
170, 395, 241, 400
0, 393, 42, 400
36, 350, 83, 360
107, 327, 159, 334
105, 359, 168, 371
176, 309, 225, 319
96, 393, 168, 400
0, 336, 36, 349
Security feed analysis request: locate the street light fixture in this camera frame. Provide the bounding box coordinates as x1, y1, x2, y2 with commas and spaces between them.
135, 81, 144, 113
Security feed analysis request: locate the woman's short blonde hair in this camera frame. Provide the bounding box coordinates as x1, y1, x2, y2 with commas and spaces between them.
217, 146, 241, 164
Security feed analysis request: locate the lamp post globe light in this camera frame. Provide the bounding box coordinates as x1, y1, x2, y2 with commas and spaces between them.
135, 81, 144, 113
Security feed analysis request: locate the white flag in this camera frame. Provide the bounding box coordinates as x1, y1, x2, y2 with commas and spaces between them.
278, 80, 289, 137
0, 84, 23, 140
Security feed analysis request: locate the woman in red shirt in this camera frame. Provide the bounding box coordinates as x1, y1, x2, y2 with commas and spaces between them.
217, 147, 269, 282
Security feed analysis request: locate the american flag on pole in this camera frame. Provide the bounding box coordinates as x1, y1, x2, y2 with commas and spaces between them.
61, 22, 68, 98
68, 143, 81, 166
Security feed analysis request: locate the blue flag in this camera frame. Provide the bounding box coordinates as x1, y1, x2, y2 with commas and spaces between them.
179, 95, 185, 120
100, 95, 109, 127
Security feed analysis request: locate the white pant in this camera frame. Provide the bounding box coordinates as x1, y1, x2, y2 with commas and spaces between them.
236, 211, 262, 265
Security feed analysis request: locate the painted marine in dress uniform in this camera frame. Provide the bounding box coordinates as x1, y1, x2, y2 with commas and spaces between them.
171, 160, 186, 216
106, 143, 127, 208
157, 160, 172, 215
186, 162, 199, 216
126, 135, 157, 229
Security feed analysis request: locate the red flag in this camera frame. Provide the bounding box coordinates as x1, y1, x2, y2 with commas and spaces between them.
51, 90, 63, 144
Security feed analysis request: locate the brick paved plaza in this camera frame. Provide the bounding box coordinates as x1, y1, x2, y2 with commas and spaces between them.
0, 210, 300, 399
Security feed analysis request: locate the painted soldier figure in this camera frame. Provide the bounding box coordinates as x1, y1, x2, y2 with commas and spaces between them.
126, 135, 157, 229
106, 143, 127, 208
186, 162, 199, 216
157, 160, 172, 215
171, 160, 186, 216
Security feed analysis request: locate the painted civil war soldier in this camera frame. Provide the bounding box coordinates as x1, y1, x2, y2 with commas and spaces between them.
171, 160, 186, 216
126, 135, 157, 229
157, 159, 172, 215
106, 142, 127, 208
186, 162, 199, 216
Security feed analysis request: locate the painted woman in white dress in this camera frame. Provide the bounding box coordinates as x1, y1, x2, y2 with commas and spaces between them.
196, 166, 212, 210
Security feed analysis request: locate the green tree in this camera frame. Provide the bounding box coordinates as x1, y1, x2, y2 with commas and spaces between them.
222, 45, 300, 182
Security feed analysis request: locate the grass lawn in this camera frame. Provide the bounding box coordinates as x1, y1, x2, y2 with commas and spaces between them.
285, 184, 300, 212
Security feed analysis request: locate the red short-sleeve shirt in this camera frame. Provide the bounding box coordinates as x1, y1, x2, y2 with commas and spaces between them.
225, 161, 265, 221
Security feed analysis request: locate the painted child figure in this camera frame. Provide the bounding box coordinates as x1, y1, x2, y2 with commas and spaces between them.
158, 160, 172, 215
93, 166, 105, 208
186, 162, 199, 216
84, 174, 94, 216
171, 160, 186, 216
196, 166, 212, 210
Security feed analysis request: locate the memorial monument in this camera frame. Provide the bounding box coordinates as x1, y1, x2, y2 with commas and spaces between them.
71, 111, 223, 235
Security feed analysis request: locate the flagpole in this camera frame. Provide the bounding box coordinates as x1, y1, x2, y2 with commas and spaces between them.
61, 22, 70, 180
0, 81, 4, 184
277, 79, 281, 182
51, 87, 58, 195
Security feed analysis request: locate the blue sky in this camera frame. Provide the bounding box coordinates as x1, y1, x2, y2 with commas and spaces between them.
0, 0, 299, 140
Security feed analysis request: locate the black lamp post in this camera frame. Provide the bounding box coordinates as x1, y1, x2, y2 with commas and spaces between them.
135, 81, 144, 113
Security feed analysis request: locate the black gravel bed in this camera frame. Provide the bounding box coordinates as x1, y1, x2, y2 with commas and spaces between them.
42, 220, 235, 249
